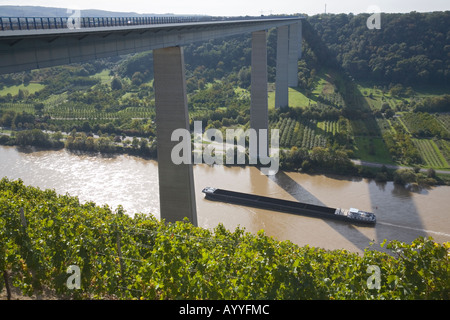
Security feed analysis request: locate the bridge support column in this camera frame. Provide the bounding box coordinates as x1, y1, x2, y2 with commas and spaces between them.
288, 23, 300, 87
275, 25, 289, 109
153, 46, 198, 226
250, 30, 269, 157
298, 21, 303, 60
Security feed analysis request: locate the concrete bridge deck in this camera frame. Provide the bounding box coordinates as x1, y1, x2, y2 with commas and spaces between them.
0, 16, 304, 225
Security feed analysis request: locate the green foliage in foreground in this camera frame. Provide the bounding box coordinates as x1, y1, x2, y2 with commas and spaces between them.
0, 178, 448, 300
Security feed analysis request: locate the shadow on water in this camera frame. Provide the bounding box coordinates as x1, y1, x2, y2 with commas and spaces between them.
265, 170, 375, 253
264, 169, 429, 253
373, 180, 429, 248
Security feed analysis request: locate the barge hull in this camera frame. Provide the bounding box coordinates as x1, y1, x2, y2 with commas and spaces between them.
203, 188, 376, 225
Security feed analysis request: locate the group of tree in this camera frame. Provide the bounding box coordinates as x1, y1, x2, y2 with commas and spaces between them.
280, 145, 357, 176
307, 11, 450, 86
382, 122, 422, 165
65, 130, 157, 158
412, 95, 450, 113
0, 129, 63, 149
0, 110, 35, 130
393, 167, 439, 187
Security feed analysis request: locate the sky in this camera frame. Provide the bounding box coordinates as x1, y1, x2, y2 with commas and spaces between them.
0, 0, 448, 16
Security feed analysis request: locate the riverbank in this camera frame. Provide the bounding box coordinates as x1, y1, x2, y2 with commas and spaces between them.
1, 129, 450, 187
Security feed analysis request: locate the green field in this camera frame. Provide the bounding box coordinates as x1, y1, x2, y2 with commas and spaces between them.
268, 87, 313, 109
91, 69, 113, 85
353, 136, 394, 164
0, 83, 45, 96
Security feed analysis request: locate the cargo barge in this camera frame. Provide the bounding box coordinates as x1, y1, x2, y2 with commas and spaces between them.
202, 187, 376, 225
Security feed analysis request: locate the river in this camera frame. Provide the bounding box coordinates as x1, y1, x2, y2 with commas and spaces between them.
1, 145, 449, 254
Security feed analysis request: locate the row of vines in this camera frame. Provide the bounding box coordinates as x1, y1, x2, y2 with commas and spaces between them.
1, 178, 448, 300
0, 102, 155, 121
270, 118, 327, 149
413, 139, 449, 169
45, 104, 155, 120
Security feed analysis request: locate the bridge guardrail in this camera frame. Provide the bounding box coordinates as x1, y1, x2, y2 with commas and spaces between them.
0, 16, 201, 31
0, 15, 301, 32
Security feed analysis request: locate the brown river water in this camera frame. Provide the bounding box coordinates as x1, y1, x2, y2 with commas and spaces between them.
1, 145, 449, 254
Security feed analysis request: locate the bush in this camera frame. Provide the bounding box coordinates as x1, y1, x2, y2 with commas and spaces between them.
393, 168, 417, 185
375, 172, 388, 182
0, 135, 12, 146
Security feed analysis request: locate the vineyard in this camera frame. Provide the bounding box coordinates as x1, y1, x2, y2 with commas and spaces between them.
44, 103, 155, 121
413, 139, 449, 169
401, 112, 449, 139
436, 114, 450, 134
317, 120, 340, 136
0, 103, 35, 114
270, 118, 327, 149
436, 139, 450, 164
0, 178, 449, 300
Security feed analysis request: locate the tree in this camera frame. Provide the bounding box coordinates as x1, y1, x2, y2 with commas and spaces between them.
111, 77, 123, 91
131, 137, 139, 149
389, 84, 404, 97
131, 72, 145, 86
97, 137, 115, 153
393, 168, 417, 185
81, 121, 92, 133
17, 89, 29, 100
34, 103, 45, 115
52, 131, 63, 142
237, 67, 251, 89
426, 168, 436, 179
85, 136, 96, 151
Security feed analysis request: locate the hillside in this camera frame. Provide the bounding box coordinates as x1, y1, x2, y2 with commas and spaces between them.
307, 12, 450, 86
0, 5, 192, 17
0, 11, 449, 180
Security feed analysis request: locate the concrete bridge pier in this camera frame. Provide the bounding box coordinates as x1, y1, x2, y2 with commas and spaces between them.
275, 25, 289, 109
288, 22, 300, 87
250, 30, 269, 158
153, 46, 198, 226
298, 21, 303, 60
275, 23, 302, 109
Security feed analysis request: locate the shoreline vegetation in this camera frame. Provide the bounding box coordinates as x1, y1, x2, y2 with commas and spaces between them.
0, 177, 448, 300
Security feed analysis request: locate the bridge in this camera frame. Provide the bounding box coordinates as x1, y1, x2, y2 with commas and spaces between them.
0, 15, 304, 226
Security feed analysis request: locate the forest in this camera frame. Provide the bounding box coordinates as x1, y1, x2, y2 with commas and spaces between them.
308, 11, 450, 86
0, 11, 449, 184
